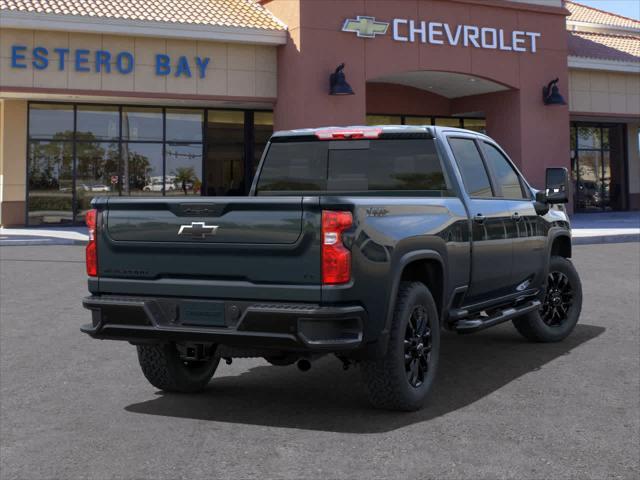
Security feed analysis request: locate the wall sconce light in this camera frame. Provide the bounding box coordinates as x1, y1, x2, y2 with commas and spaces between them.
329, 63, 354, 95
543, 78, 567, 106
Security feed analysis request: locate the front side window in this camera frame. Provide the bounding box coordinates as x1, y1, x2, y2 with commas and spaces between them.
482, 143, 527, 199
448, 138, 493, 198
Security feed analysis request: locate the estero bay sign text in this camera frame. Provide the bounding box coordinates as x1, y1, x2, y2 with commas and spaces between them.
9, 45, 211, 78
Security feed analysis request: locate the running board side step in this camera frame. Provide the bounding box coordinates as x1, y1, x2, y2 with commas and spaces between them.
453, 300, 541, 334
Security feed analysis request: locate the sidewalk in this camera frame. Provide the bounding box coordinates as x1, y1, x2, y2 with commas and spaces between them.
1, 212, 639, 246
0, 226, 88, 246
571, 212, 640, 245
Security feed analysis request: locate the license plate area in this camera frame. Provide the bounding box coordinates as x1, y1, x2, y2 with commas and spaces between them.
179, 300, 226, 327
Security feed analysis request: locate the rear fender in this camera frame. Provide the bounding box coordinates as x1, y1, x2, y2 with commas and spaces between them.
377, 247, 446, 355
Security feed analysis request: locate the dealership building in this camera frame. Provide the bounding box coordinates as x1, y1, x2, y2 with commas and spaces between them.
0, 0, 638, 226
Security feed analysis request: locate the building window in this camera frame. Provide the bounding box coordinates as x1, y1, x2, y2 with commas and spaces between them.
571, 122, 627, 212
366, 115, 403, 126
205, 110, 245, 196
367, 114, 486, 134
26, 103, 273, 225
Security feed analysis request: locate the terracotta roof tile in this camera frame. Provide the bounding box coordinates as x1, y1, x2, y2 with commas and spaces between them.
566, 1, 640, 30
568, 30, 640, 62
0, 0, 286, 30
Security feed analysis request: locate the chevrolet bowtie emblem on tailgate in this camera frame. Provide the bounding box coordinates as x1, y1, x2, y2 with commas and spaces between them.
178, 222, 219, 239
342, 16, 389, 38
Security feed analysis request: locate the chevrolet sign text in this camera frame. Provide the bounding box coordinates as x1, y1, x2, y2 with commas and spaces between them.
343, 16, 542, 53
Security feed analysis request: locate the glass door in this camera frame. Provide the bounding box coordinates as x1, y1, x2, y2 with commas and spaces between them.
572, 124, 627, 212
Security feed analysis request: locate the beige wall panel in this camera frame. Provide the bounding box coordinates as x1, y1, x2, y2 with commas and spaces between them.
197, 69, 227, 96
197, 42, 228, 70
569, 69, 640, 116
255, 46, 277, 73
68, 68, 101, 90
0, 57, 34, 86
167, 39, 197, 59
102, 35, 135, 53
2, 184, 26, 202
589, 73, 608, 93
228, 44, 255, 71
134, 65, 167, 93
33, 65, 68, 89
569, 89, 591, 112
101, 71, 135, 91
590, 93, 610, 113
69, 33, 102, 52
627, 95, 640, 115
608, 73, 627, 94
227, 70, 255, 97
135, 38, 166, 66
609, 93, 627, 114
570, 70, 590, 91
0, 29, 276, 99
626, 75, 640, 95
255, 71, 277, 98
0, 29, 34, 58
33, 30, 69, 50
0, 100, 27, 201
166, 73, 197, 95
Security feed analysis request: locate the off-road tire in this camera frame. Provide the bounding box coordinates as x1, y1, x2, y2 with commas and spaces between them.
361, 281, 440, 411
136, 343, 220, 393
513, 256, 582, 342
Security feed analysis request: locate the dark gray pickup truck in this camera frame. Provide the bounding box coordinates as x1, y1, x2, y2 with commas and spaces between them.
82, 125, 582, 411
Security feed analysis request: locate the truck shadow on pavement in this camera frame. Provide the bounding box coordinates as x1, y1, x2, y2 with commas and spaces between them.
125, 324, 604, 433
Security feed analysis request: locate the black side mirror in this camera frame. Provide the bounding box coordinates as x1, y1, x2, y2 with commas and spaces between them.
544, 167, 569, 204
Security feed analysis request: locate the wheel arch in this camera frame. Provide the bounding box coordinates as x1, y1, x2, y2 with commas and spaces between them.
550, 232, 572, 259
383, 250, 447, 342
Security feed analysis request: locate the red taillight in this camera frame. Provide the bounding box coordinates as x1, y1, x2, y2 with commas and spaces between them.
316, 128, 382, 141
322, 210, 353, 285
85, 209, 98, 277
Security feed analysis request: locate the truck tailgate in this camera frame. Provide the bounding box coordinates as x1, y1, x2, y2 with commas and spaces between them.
94, 197, 322, 301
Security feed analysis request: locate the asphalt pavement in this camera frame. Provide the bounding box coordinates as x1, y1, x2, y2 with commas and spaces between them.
0, 243, 638, 479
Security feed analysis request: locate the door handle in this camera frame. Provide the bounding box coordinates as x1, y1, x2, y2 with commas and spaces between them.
511, 212, 523, 221
474, 213, 486, 224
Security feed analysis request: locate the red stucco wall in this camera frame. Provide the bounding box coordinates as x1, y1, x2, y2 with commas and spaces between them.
264, 0, 571, 189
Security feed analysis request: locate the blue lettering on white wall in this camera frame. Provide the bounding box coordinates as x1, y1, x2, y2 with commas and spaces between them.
8, 45, 212, 79
175, 56, 192, 78
11, 45, 27, 68
155, 54, 171, 76
32, 47, 49, 69
54, 48, 70, 71
95, 51, 111, 73
115, 52, 134, 74
195, 57, 210, 79
75, 49, 90, 72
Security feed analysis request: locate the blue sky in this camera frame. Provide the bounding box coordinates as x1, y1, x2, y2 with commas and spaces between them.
577, 1, 640, 20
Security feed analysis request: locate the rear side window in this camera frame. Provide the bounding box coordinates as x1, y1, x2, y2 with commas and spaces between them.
482, 142, 527, 199
448, 138, 493, 198
257, 139, 450, 195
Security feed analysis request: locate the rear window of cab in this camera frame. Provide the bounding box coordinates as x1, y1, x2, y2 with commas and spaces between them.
256, 139, 454, 196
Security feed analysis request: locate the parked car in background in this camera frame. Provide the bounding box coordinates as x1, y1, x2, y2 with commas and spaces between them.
143, 179, 176, 192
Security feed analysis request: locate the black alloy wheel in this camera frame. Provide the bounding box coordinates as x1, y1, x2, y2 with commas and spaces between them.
404, 305, 432, 388
541, 271, 574, 327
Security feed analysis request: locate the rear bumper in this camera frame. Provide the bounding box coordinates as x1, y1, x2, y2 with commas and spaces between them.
81, 295, 366, 352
